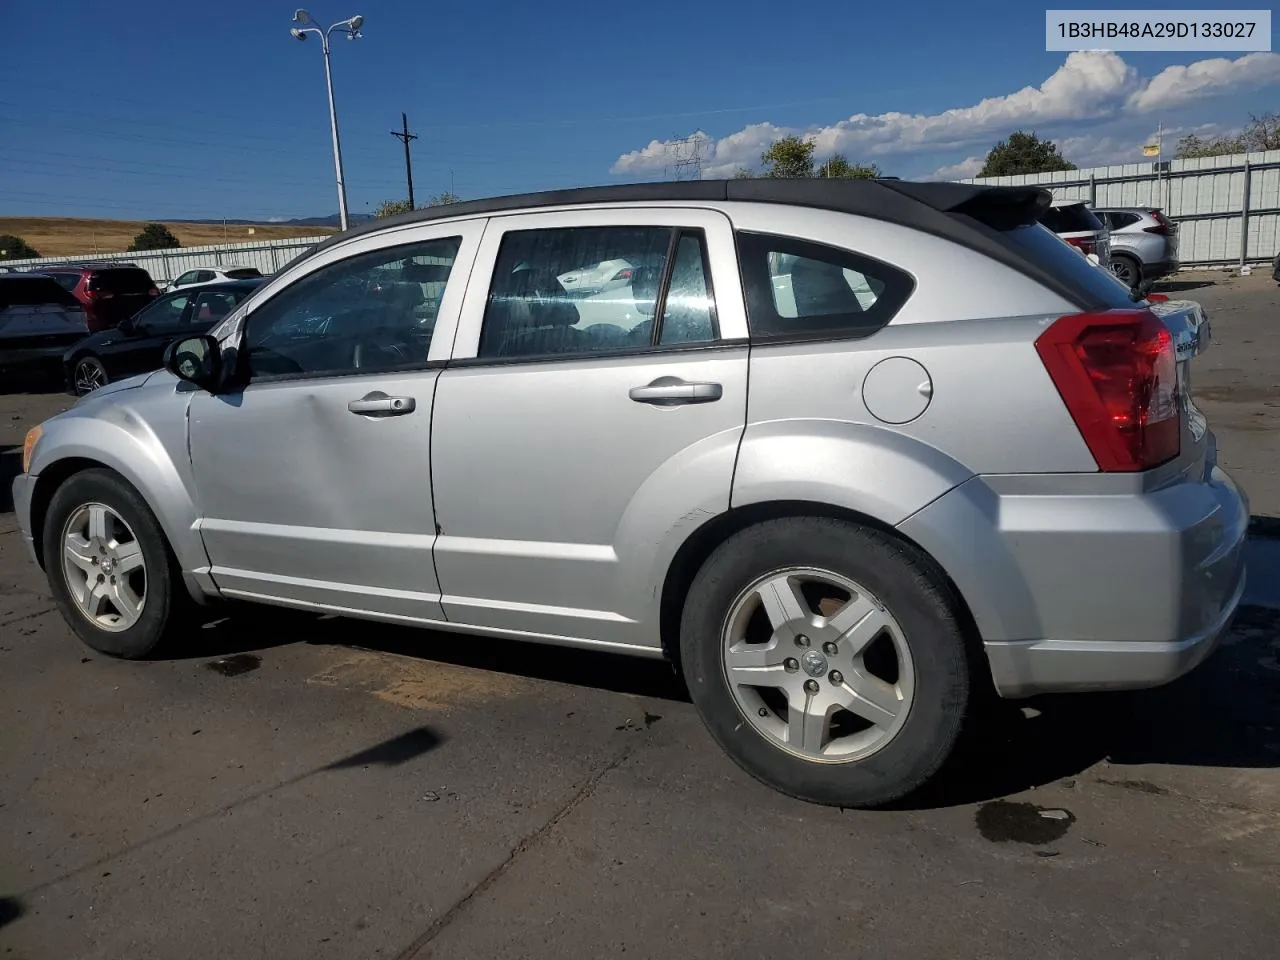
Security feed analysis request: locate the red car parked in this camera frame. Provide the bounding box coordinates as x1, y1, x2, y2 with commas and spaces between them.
39, 263, 160, 333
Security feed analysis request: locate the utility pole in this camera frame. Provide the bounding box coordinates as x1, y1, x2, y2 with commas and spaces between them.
390, 112, 418, 210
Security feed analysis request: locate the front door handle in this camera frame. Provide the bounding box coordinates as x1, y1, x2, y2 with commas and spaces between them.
348, 392, 416, 416
629, 377, 723, 406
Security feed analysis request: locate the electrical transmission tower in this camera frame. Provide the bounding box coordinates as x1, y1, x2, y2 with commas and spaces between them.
668, 135, 706, 181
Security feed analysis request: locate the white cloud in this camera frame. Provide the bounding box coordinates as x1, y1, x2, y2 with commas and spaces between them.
612, 51, 1280, 177
926, 156, 984, 181
1128, 52, 1280, 112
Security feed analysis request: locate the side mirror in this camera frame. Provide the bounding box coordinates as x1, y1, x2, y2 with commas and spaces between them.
163, 334, 222, 390
117, 316, 135, 334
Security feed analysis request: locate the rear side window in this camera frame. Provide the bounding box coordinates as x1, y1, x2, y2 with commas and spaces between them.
1105, 212, 1142, 229
225, 268, 262, 279
0, 277, 82, 309
89, 268, 154, 293
1002, 224, 1135, 308
737, 232, 914, 342
1039, 204, 1104, 234
49, 273, 82, 293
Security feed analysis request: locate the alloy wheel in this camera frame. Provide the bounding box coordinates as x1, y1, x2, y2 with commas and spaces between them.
61, 502, 147, 632
721, 567, 915, 763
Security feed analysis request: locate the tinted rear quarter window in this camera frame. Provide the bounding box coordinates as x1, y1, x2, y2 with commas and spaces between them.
0, 277, 82, 309
89, 268, 154, 293
1039, 204, 1104, 234
737, 231, 914, 342
225, 268, 263, 279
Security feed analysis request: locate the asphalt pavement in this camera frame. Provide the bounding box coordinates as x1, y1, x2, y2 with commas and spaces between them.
1, 271, 1278, 959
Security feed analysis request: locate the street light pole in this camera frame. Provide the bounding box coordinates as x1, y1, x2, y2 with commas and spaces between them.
290, 9, 364, 232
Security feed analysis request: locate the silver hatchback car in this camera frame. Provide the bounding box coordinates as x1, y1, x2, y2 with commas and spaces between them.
12, 180, 1248, 808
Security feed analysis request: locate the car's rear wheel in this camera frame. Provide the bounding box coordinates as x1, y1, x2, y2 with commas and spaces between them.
679, 517, 970, 808
1110, 254, 1141, 290
72, 355, 109, 396
43, 469, 188, 659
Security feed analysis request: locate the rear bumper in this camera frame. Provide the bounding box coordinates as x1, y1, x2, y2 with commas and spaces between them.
1144, 258, 1179, 280
983, 572, 1243, 698
899, 455, 1249, 699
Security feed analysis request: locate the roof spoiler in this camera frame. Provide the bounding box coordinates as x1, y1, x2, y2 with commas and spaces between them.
877, 181, 1051, 230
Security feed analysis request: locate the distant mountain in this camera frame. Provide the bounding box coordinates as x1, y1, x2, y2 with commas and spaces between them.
169, 213, 374, 228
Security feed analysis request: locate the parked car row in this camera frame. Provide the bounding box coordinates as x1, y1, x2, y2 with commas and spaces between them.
0, 259, 271, 393
1035, 199, 1180, 291
12, 178, 1243, 810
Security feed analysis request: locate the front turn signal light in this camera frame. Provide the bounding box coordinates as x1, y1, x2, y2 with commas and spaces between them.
21, 425, 42, 474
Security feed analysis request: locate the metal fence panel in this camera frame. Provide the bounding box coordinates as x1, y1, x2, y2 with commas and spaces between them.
2, 235, 329, 285
964, 148, 1280, 267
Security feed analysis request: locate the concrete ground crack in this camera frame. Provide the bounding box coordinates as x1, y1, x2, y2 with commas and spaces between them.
394, 744, 634, 960
0, 606, 54, 629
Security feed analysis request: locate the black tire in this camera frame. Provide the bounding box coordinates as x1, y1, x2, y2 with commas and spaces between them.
71, 355, 109, 396
679, 517, 970, 808
42, 468, 190, 659
1110, 254, 1141, 290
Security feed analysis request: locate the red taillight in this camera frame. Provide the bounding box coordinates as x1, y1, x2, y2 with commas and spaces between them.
1142, 224, 1169, 235
148, 286, 160, 297
1035, 309, 1180, 472
611, 267, 634, 282
1064, 235, 1097, 255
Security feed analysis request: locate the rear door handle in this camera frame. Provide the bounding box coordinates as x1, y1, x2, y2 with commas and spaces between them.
348, 393, 416, 416
629, 377, 723, 406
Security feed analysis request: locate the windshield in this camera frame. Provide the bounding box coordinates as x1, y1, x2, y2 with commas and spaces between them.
0, 276, 82, 309
89, 268, 155, 293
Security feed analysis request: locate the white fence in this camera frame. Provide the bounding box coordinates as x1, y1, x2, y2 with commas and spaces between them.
2, 235, 328, 286
964, 149, 1280, 268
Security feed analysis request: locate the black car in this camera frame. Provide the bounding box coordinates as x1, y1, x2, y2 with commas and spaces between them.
63, 278, 265, 395
1, 274, 90, 385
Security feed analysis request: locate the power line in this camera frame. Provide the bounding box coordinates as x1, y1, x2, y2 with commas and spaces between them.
389, 112, 418, 210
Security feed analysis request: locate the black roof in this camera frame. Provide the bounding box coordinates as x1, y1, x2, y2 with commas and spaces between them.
278, 179, 1097, 309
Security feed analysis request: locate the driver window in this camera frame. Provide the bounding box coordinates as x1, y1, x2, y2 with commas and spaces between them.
241, 236, 462, 380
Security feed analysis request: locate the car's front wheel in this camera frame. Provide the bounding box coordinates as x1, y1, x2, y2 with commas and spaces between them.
43, 468, 188, 659
680, 517, 970, 808
72, 355, 109, 396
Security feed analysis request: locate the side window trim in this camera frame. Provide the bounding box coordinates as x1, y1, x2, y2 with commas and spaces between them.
449, 207, 748, 363
464, 223, 727, 366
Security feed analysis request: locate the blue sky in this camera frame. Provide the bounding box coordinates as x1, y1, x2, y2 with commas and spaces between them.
0, 1, 1276, 221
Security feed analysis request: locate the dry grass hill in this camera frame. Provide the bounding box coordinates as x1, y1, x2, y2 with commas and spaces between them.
0, 217, 339, 260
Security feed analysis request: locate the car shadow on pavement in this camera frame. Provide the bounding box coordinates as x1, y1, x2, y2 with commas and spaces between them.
905, 602, 1280, 809
0, 444, 20, 513
162, 598, 1278, 809
0, 895, 24, 930
1152, 278, 1215, 293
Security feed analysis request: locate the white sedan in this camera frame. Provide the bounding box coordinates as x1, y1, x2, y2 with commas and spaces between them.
162, 264, 264, 293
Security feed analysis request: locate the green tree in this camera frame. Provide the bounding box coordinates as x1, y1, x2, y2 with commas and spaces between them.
731, 167, 755, 179
1175, 113, 1280, 159
0, 234, 41, 260
127, 223, 181, 251
978, 131, 1077, 177
427, 192, 460, 206
815, 154, 882, 179
761, 135, 816, 178
374, 198, 413, 218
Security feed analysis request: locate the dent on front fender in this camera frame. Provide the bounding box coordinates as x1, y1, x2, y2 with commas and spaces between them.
28, 389, 209, 577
